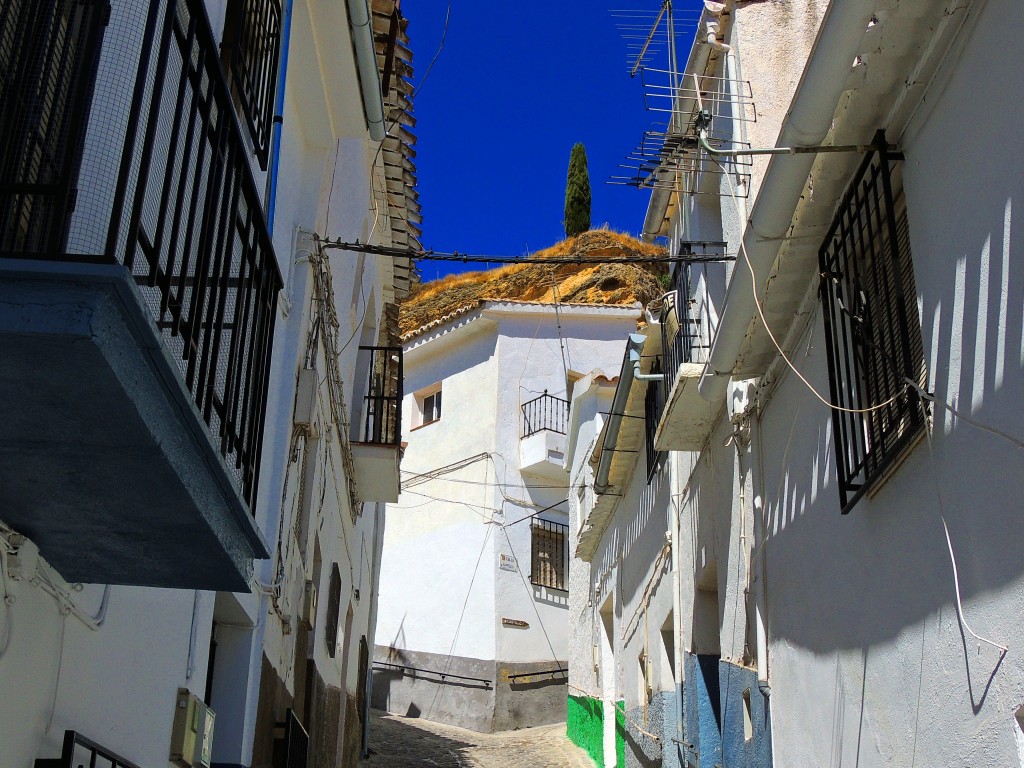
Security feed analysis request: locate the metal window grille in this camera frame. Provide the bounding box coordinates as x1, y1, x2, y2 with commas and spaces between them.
222, 0, 281, 168
521, 391, 570, 438
0, 0, 108, 254
818, 132, 925, 513
325, 563, 341, 658
356, 346, 403, 445
530, 519, 568, 591
644, 357, 667, 482
35, 730, 143, 768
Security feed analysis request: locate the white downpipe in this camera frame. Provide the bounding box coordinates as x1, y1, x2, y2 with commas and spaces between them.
697, 0, 878, 402
346, 0, 386, 141
749, 407, 769, 696
670, 454, 685, 739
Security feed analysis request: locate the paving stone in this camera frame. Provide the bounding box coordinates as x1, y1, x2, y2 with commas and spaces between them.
364, 709, 595, 767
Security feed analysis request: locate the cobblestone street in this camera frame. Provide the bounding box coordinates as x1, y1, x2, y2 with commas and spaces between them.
363, 709, 595, 767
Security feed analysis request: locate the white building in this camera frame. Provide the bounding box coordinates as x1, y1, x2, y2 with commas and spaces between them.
373, 299, 640, 732
0, 0, 417, 766
568, 0, 1024, 767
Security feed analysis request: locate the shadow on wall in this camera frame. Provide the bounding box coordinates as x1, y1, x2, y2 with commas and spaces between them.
759, 174, 1024, 655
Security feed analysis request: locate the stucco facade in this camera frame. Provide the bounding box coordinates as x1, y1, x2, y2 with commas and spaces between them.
0, 1, 417, 765
569, 0, 1024, 766
374, 300, 640, 732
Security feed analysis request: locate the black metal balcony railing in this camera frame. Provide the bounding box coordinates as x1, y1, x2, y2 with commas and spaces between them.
522, 391, 570, 438
661, 263, 699, 390
35, 730, 143, 768
0, 0, 283, 512
0, 0, 107, 254
659, 242, 732, 390
644, 357, 666, 481
223, 0, 282, 169
356, 346, 403, 446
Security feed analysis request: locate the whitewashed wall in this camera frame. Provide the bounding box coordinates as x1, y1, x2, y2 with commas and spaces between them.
0, 0, 393, 762
760, 1, 1024, 764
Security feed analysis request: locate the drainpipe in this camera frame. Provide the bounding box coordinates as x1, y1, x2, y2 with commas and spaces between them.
670, 454, 685, 746
361, 502, 386, 758
265, 0, 294, 234
749, 403, 770, 698
697, 0, 879, 402
347, 0, 386, 141
594, 334, 646, 494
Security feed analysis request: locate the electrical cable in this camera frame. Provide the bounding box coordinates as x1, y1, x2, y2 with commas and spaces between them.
425, 524, 492, 720
918, 399, 1008, 653
44, 611, 66, 735
499, 526, 562, 666
411, 1, 451, 100
711, 156, 908, 415
319, 238, 716, 265
399, 488, 499, 523
400, 469, 570, 491
0, 541, 12, 661
907, 379, 1024, 452
549, 267, 573, 386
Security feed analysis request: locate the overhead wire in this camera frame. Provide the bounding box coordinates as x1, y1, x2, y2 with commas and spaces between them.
320, 239, 729, 266
712, 140, 1020, 659
411, 1, 451, 100
711, 156, 905, 415
918, 399, 1008, 653
549, 267, 573, 386
711, 155, 1024, 447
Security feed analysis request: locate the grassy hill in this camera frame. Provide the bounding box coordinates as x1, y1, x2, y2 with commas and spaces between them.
400, 229, 667, 338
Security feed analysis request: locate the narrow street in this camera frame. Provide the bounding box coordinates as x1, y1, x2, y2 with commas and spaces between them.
363, 710, 594, 767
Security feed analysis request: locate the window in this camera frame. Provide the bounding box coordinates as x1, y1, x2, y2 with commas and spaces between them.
324, 563, 341, 657
530, 519, 568, 591
818, 134, 926, 513
413, 384, 441, 428
644, 357, 667, 482
221, 0, 281, 168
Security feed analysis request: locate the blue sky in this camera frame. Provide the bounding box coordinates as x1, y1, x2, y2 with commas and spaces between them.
402, 1, 701, 280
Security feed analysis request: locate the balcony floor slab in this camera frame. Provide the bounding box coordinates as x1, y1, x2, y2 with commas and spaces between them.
654, 362, 722, 452
0, 262, 268, 590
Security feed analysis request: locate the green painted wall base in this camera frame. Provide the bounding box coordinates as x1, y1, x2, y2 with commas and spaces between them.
567, 695, 627, 767
615, 700, 626, 767
568, 695, 604, 766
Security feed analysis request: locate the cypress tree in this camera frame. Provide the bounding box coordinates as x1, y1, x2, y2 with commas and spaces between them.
564, 143, 592, 238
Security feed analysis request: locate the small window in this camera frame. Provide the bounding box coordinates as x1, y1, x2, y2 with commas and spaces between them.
818, 136, 926, 513
324, 564, 341, 657
413, 384, 442, 428
742, 689, 753, 741
530, 519, 568, 591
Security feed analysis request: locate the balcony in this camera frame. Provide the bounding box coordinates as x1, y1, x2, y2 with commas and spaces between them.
0, 0, 280, 589
653, 247, 729, 451
35, 730, 141, 768
351, 346, 403, 502
520, 392, 569, 480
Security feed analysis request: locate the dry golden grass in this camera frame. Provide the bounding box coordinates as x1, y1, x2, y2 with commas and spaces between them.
400, 229, 667, 337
